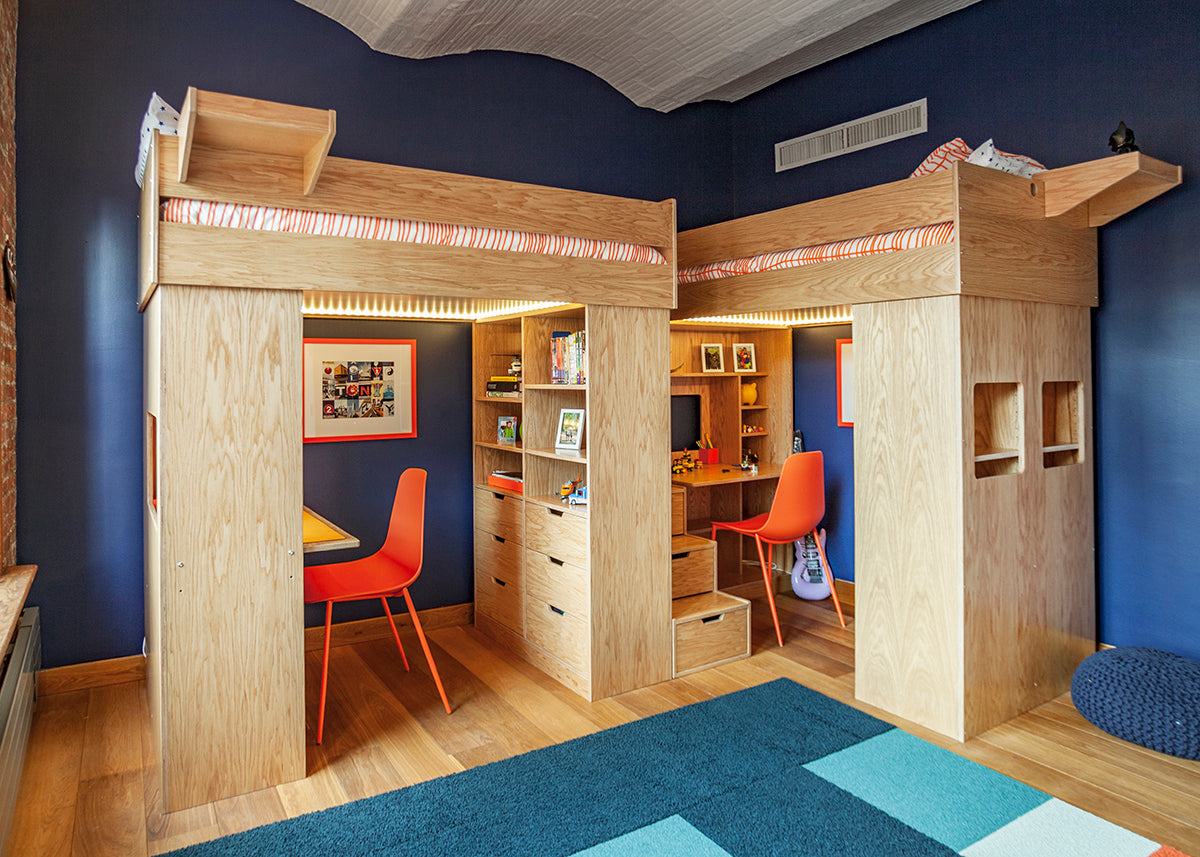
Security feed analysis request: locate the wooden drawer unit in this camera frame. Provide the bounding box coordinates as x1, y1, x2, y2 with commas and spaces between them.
474, 530, 524, 634
475, 486, 525, 543
524, 502, 589, 568
526, 595, 589, 675
672, 591, 750, 676
526, 549, 589, 618
671, 534, 716, 599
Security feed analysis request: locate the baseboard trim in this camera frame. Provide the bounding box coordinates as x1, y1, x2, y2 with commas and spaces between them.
38, 602, 475, 696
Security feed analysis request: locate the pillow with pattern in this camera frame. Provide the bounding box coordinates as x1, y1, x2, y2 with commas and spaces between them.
965, 138, 1046, 178
910, 138, 974, 177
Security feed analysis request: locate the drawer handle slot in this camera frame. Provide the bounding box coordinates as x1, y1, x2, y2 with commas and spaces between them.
671, 551, 691, 560
491, 577, 507, 587
491, 491, 506, 500
492, 534, 506, 544
548, 556, 565, 567
549, 605, 565, 616
548, 508, 565, 518
701, 613, 725, 624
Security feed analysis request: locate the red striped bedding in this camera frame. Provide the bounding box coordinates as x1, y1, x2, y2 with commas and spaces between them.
161, 198, 668, 266
677, 221, 955, 284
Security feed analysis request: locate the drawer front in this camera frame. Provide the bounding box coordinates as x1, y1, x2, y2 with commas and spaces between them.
474, 530, 524, 634
674, 604, 749, 675
525, 595, 589, 676
525, 549, 589, 618
475, 487, 524, 543
671, 544, 715, 599
671, 487, 686, 535
524, 503, 588, 568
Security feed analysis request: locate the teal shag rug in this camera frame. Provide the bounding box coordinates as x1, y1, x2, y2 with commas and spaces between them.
167, 678, 1186, 857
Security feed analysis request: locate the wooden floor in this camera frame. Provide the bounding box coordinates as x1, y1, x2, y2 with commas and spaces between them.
10, 591, 1200, 856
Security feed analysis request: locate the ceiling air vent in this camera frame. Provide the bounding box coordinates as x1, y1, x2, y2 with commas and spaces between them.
775, 98, 927, 172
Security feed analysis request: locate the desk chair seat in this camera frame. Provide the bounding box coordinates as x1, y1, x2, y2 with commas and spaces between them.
304, 468, 451, 744
711, 452, 845, 646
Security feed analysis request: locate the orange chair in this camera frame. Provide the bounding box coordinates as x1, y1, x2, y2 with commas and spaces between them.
711, 451, 845, 646
304, 468, 451, 744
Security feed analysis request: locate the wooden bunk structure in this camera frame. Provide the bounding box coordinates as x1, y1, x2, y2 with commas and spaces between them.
140, 88, 677, 811
676, 152, 1181, 741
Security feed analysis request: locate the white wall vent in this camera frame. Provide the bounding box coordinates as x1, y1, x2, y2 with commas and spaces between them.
775, 98, 927, 172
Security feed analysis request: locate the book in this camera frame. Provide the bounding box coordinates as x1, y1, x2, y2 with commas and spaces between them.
551, 329, 586, 385
484, 390, 522, 398
487, 470, 523, 493
486, 379, 522, 392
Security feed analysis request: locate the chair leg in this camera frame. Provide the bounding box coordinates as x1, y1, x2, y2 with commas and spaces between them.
755, 536, 784, 647
317, 601, 333, 745
402, 589, 452, 715
811, 528, 846, 628
380, 597, 411, 671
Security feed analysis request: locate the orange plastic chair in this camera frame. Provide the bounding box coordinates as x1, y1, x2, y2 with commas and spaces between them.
304, 468, 451, 744
710, 451, 845, 646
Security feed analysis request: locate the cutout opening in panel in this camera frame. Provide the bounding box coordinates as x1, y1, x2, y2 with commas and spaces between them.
146, 412, 158, 513
973, 382, 1023, 478
1042, 380, 1083, 468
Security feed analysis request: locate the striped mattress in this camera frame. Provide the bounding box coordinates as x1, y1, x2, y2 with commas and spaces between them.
161, 198, 669, 266
677, 221, 955, 284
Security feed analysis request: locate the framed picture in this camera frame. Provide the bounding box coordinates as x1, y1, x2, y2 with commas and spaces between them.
497, 415, 518, 446
700, 343, 725, 373
836, 338, 854, 427
555, 408, 585, 450
733, 342, 757, 372
303, 338, 416, 442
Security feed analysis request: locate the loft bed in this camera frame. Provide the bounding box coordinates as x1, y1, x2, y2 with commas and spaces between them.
139, 87, 677, 813
673, 149, 1181, 743
139, 87, 677, 316
674, 151, 1180, 321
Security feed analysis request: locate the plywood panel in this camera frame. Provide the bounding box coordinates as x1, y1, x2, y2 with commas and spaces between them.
677, 170, 954, 265
158, 285, 304, 810
586, 304, 672, 697
956, 162, 1097, 307
156, 223, 675, 311
854, 296, 965, 739
138, 133, 160, 308
674, 243, 958, 320
960, 297, 1094, 736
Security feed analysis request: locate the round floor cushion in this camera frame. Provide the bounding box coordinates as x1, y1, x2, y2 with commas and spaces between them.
1071, 646, 1200, 760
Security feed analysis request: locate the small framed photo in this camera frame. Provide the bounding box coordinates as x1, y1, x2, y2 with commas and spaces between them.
555, 408, 585, 450
733, 342, 757, 373
701, 343, 725, 373
497, 416, 518, 446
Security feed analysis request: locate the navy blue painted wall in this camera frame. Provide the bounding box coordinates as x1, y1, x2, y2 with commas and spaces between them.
301, 319, 472, 626
13, 0, 1200, 666
792, 325, 855, 580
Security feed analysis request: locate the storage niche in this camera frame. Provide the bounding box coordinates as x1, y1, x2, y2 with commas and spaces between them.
973, 381, 1022, 478
1042, 380, 1083, 468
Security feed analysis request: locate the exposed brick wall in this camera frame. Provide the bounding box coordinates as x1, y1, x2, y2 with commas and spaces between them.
0, 0, 15, 568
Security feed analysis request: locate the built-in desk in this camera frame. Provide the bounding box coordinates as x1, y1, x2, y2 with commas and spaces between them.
671, 463, 783, 593
302, 506, 359, 553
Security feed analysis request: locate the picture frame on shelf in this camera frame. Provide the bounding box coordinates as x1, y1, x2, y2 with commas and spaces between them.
555, 407, 585, 450
497, 416, 518, 446
303, 338, 415, 442
701, 343, 725, 373
733, 342, 756, 373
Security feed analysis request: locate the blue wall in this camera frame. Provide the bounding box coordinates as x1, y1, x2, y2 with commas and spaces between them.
14, 0, 1200, 666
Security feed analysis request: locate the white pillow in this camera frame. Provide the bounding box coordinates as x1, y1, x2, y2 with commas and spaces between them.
965, 138, 1046, 179
135, 92, 180, 188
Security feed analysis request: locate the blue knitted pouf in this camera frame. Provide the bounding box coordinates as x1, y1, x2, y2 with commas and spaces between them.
1071, 646, 1200, 760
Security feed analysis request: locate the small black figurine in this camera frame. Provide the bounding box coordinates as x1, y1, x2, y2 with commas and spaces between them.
1109, 121, 1139, 154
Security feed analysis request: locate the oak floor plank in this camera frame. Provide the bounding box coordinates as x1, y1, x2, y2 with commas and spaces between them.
12, 592, 1200, 857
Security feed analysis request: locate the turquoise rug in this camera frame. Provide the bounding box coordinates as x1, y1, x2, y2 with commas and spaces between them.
167, 678, 1188, 856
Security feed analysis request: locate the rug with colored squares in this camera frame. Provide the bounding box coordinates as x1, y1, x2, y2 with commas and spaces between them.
167, 678, 1194, 857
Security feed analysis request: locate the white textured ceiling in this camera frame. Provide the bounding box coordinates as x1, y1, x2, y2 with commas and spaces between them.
297, 0, 982, 112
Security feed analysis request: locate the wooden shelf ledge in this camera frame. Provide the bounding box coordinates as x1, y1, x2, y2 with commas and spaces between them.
672, 590, 748, 623
0, 564, 36, 649
176, 87, 336, 196
1035, 151, 1182, 227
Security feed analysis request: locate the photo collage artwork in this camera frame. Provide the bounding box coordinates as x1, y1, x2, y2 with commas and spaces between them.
322, 360, 396, 420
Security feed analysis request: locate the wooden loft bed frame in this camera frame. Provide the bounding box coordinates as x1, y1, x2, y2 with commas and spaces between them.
139, 88, 677, 812
139, 87, 677, 316
674, 152, 1181, 742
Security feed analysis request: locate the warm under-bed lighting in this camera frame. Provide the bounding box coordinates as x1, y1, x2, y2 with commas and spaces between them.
676, 305, 853, 327
303, 292, 571, 321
